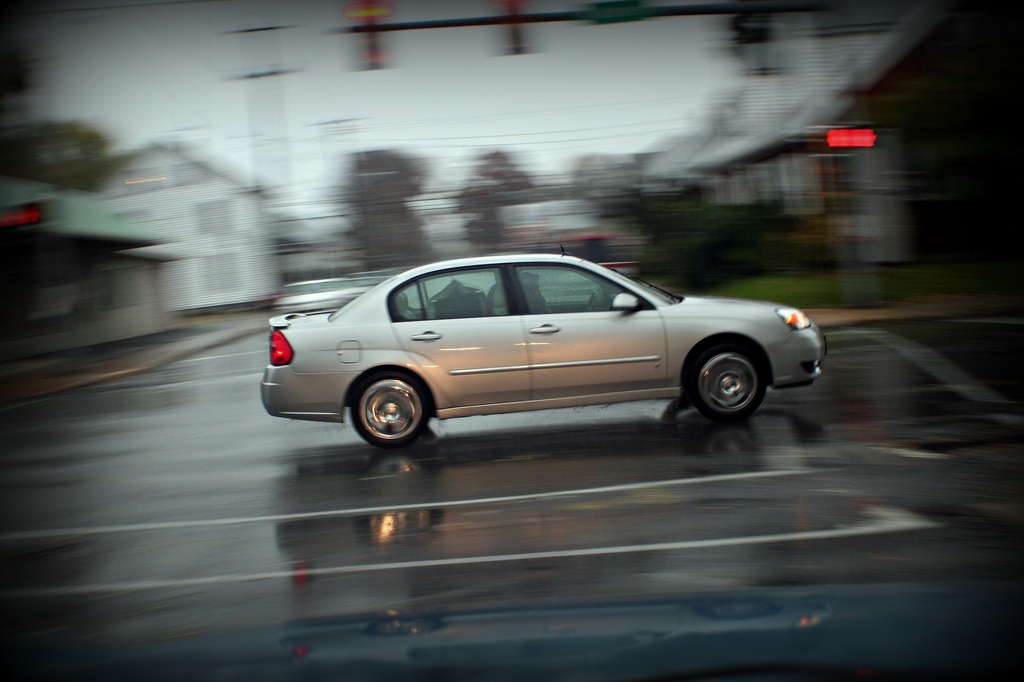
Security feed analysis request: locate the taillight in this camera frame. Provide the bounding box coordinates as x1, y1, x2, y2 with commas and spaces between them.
270, 329, 294, 366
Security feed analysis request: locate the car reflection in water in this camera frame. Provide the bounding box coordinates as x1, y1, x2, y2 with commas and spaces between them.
354, 509, 446, 548
278, 404, 828, 481
276, 451, 447, 591
273, 408, 833, 612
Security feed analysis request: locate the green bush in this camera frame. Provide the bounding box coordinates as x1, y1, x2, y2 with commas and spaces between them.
637, 199, 830, 290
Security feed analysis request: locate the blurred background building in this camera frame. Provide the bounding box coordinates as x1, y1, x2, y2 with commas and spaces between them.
1, 175, 168, 358
94, 142, 279, 312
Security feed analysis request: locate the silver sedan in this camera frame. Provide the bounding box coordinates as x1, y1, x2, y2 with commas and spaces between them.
260, 254, 825, 448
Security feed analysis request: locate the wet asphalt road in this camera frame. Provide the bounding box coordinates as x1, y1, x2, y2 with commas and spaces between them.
1, 318, 1022, 645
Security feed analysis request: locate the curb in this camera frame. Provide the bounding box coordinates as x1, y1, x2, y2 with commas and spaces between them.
806, 294, 1024, 329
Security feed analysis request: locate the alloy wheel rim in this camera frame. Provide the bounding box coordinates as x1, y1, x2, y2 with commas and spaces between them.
360, 379, 422, 440
699, 353, 757, 413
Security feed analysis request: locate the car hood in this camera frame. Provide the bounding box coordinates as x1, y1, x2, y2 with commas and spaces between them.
5, 583, 1019, 681
660, 295, 795, 327
676, 294, 786, 312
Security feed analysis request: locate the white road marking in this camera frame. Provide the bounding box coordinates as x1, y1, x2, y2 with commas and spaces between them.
883, 446, 950, 460
178, 350, 265, 363
0, 506, 938, 597
0, 397, 52, 413
846, 328, 1009, 404
0, 468, 818, 541
157, 373, 264, 388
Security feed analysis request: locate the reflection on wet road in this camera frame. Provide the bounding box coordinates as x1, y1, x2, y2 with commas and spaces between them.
1, 321, 1022, 643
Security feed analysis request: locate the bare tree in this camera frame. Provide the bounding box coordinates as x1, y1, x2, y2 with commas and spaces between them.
457, 150, 533, 250
342, 149, 430, 268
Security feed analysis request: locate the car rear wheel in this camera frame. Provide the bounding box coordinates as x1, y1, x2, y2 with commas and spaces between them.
686, 344, 766, 421
351, 372, 430, 448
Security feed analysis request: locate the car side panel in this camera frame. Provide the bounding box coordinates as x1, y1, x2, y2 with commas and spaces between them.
393, 316, 531, 409
520, 309, 669, 400
261, 320, 419, 422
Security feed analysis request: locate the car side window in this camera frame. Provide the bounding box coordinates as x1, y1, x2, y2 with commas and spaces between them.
390, 283, 426, 322
515, 265, 625, 314
390, 268, 507, 321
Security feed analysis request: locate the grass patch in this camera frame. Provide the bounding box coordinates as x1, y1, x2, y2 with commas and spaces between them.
702, 260, 1023, 308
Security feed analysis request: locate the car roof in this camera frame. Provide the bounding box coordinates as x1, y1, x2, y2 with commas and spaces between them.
283, 277, 350, 287
398, 253, 590, 279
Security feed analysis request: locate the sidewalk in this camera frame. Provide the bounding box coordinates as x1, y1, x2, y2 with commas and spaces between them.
0, 312, 270, 403
1, 294, 1021, 404
805, 293, 1024, 328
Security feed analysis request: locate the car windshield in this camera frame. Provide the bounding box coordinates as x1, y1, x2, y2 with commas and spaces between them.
622, 270, 684, 304
2, 1, 1020, 680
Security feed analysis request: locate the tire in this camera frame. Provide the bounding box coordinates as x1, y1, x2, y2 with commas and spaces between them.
685, 343, 766, 421
350, 372, 431, 448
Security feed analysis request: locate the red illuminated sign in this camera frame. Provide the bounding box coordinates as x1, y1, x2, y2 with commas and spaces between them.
827, 128, 876, 148
1, 203, 41, 228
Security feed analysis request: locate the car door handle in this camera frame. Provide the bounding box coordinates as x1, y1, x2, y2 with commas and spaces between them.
410, 332, 443, 341
528, 324, 560, 335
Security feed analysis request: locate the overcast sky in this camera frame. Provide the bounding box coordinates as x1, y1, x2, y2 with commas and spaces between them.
3, 0, 765, 213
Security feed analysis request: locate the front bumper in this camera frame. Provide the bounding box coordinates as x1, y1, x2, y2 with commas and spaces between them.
770, 325, 826, 389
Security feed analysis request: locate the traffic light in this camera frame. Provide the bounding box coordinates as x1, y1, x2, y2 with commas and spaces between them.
344, 0, 395, 70
492, 0, 531, 55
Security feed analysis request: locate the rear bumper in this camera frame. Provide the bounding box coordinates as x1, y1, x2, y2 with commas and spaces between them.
260, 366, 347, 423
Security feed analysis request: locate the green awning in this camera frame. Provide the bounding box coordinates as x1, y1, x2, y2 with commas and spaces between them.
49, 190, 156, 245
1, 176, 155, 246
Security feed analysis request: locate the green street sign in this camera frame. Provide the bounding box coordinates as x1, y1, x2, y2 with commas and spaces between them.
588, 0, 647, 24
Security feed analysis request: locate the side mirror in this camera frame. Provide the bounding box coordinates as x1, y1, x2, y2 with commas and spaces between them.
611, 293, 641, 312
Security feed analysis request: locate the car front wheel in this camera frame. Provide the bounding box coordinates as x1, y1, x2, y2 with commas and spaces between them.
686, 344, 766, 421
351, 372, 430, 448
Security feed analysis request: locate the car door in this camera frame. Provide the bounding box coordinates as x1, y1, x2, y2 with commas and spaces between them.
391, 267, 530, 409
513, 264, 668, 401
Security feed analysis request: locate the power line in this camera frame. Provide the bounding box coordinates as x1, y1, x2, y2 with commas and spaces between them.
370, 127, 685, 149
336, 121, 688, 146
14, 0, 229, 14
335, 96, 694, 134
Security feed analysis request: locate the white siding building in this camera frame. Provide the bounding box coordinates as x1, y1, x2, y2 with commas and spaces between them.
95, 143, 279, 311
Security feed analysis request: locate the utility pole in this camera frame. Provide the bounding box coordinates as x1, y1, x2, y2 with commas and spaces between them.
228, 25, 298, 192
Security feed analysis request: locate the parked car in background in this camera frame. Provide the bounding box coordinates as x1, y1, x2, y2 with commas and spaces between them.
261, 254, 826, 448
271, 270, 399, 313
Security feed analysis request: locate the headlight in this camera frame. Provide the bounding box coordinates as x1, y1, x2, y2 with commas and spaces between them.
776, 307, 811, 330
